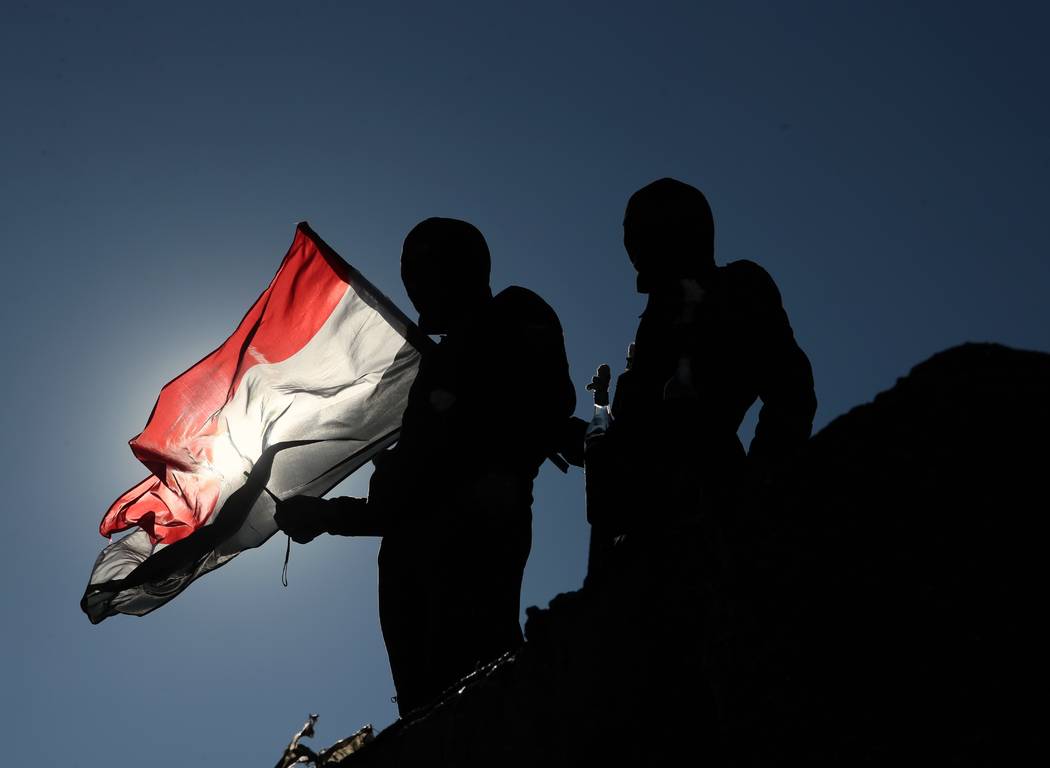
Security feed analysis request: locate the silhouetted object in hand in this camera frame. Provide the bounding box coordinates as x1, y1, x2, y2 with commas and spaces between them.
582, 363, 615, 582
591, 177, 816, 536
276, 218, 575, 716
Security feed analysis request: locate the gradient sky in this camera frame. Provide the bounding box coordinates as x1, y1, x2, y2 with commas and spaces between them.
2, 1, 1048, 764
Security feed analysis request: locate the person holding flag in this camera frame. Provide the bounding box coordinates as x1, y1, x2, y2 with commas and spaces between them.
275, 218, 577, 716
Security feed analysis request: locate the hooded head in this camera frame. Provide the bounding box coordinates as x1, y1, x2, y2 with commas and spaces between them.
401, 217, 493, 334
623, 178, 715, 293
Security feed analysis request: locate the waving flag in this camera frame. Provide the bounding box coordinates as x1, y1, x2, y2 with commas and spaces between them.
82, 223, 426, 623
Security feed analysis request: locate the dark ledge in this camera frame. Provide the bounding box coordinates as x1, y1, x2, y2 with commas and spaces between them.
286, 343, 1048, 767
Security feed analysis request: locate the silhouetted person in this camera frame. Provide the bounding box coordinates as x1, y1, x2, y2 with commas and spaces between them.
275, 218, 575, 715
572, 177, 817, 763
590, 177, 816, 537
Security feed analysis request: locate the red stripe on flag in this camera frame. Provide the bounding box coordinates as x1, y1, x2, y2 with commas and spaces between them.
101, 227, 350, 544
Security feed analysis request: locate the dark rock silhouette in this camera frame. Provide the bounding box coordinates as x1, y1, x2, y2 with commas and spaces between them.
315, 342, 1047, 766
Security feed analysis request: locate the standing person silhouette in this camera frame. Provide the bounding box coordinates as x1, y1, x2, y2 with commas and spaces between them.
275, 218, 576, 715
590, 177, 817, 538
572, 177, 818, 763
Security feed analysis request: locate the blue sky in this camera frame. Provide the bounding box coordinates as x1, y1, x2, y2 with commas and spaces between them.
1, 1, 1047, 764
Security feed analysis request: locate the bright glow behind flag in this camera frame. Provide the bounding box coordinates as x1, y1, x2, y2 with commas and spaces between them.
82, 223, 425, 623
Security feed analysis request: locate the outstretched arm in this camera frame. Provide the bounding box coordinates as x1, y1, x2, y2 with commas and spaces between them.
274, 495, 385, 544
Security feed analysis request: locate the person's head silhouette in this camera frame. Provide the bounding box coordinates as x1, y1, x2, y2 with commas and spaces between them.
401, 217, 493, 334
623, 178, 715, 293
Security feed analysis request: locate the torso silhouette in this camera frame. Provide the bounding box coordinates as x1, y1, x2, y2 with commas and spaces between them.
367, 286, 574, 715
608, 260, 816, 521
